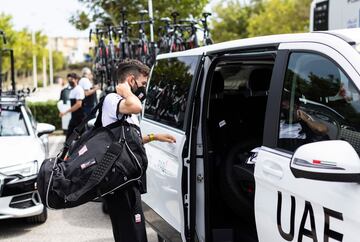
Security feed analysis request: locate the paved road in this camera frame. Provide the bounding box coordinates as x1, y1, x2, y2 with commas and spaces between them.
0, 135, 158, 242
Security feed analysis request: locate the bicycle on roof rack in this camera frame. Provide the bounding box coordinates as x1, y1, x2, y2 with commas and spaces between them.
88, 10, 214, 92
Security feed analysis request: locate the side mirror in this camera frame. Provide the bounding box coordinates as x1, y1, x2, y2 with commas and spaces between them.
37, 123, 55, 137
291, 140, 360, 183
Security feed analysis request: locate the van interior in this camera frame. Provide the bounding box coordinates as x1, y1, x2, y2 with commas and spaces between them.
205, 56, 275, 242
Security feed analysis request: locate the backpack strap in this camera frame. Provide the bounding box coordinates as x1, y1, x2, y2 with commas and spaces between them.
60, 97, 105, 159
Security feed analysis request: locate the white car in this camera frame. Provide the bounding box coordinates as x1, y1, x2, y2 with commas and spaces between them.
0, 96, 54, 223
141, 28, 360, 241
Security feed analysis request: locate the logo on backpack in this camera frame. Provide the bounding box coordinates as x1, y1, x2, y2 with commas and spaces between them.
80, 158, 97, 170
78, 145, 88, 156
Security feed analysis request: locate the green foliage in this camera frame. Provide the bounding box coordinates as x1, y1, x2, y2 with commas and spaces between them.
247, 0, 312, 37
211, 1, 254, 42
28, 100, 61, 130
52, 51, 66, 72
0, 14, 65, 78
211, 0, 312, 42
70, 0, 209, 31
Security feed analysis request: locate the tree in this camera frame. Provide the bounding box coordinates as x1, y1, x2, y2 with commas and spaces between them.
70, 0, 210, 31
211, 0, 312, 42
247, 0, 312, 37
211, 0, 255, 42
0, 14, 64, 83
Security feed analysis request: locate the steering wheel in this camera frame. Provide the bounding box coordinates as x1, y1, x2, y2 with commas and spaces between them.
220, 142, 258, 223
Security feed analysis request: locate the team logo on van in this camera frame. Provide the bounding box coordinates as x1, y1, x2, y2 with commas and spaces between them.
293, 158, 344, 170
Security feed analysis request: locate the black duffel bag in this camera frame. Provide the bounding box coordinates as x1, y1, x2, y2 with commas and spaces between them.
37, 99, 147, 209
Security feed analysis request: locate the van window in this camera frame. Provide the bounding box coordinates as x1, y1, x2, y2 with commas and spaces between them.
277, 52, 360, 154
144, 56, 198, 130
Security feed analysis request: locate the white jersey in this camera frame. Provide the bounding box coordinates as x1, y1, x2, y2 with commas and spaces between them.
78, 77, 92, 91
69, 85, 85, 100
101, 93, 140, 127
279, 120, 306, 139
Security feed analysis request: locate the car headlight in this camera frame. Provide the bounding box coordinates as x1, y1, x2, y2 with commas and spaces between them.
0, 160, 38, 177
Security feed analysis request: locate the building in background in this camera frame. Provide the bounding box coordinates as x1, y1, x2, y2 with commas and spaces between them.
50, 37, 92, 64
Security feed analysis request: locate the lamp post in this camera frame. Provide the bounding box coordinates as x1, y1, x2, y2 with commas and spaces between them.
32, 30, 38, 89
148, 0, 154, 42
49, 38, 53, 85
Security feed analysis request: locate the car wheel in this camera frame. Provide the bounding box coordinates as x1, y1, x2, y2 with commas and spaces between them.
27, 207, 47, 224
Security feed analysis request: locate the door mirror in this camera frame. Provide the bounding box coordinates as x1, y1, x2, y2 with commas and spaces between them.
37, 123, 55, 137
291, 140, 360, 182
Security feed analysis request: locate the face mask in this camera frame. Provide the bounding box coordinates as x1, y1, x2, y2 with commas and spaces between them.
131, 79, 147, 102
134, 86, 147, 102
69, 80, 75, 87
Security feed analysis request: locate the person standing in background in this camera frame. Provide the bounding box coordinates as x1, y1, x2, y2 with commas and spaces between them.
79, 67, 100, 119
59, 73, 85, 140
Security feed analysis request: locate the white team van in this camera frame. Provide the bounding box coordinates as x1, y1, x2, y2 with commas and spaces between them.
141, 29, 360, 242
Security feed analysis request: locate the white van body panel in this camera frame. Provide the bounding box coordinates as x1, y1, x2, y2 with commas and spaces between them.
141, 119, 187, 239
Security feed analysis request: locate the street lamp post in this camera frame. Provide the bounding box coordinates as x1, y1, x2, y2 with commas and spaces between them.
148, 0, 154, 42
49, 39, 53, 85
32, 30, 38, 89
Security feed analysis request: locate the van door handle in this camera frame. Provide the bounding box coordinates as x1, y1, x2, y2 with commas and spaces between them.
262, 163, 283, 179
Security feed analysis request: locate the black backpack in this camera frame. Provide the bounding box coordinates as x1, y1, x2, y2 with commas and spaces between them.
37, 98, 148, 209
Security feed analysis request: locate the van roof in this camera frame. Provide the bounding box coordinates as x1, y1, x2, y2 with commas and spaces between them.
157, 28, 360, 59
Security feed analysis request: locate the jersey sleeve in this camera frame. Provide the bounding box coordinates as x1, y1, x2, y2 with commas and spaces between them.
103, 93, 124, 121
76, 87, 85, 100
79, 78, 92, 90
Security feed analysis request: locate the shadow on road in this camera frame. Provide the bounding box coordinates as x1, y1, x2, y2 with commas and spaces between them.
61, 201, 111, 229
0, 218, 39, 239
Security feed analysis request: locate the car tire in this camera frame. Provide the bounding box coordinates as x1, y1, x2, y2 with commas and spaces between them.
27, 207, 47, 224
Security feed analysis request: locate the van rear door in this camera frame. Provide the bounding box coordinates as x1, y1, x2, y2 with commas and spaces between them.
141, 55, 202, 242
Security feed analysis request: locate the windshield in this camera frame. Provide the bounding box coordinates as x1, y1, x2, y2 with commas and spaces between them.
0, 107, 29, 136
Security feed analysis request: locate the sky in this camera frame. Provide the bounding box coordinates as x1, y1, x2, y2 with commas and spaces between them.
0, 0, 88, 37
0, 0, 238, 38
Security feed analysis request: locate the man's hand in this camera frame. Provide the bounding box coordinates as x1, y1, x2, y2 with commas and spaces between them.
116, 82, 132, 98
297, 109, 312, 121
59, 112, 66, 117
155, 133, 176, 143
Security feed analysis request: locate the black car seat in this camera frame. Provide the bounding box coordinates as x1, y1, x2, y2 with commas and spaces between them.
245, 67, 273, 137
208, 71, 229, 150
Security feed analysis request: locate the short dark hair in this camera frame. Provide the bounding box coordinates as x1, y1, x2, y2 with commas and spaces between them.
115, 59, 150, 83
67, 72, 80, 80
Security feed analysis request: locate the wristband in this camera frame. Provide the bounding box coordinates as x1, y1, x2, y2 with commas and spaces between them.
148, 133, 155, 142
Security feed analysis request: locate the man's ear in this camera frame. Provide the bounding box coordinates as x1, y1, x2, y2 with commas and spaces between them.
126, 75, 134, 86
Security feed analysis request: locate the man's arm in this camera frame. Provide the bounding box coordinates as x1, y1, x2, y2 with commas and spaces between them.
84, 85, 100, 97
298, 110, 328, 135
142, 133, 176, 144
117, 82, 142, 114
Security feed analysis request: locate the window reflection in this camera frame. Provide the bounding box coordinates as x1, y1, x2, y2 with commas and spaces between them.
278, 52, 360, 154
144, 56, 198, 130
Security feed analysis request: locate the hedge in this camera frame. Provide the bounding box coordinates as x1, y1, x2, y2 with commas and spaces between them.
28, 100, 61, 130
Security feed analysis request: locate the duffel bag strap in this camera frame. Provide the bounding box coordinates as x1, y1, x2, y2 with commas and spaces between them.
61, 97, 105, 159
65, 141, 124, 202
